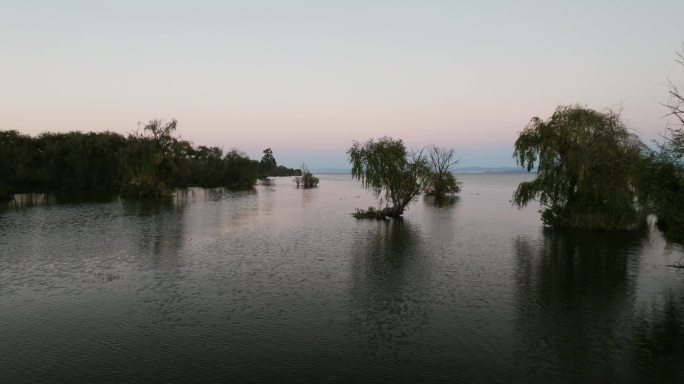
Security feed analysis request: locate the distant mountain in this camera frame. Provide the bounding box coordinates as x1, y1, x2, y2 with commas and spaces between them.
310, 167, 351, 174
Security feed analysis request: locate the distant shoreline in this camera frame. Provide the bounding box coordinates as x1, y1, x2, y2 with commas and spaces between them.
311, 167, 535, 175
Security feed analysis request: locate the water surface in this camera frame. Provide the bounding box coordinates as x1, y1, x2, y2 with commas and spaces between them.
1, 174, 683, 383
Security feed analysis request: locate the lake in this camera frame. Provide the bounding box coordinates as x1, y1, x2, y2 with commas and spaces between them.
1, 173, 683, 383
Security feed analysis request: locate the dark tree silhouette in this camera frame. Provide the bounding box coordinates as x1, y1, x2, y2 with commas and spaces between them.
513, 105, 647, 230
424, 145, 461, 199
348, 137, 431, 218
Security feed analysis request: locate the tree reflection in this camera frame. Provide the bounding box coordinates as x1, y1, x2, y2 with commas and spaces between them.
632, 292, 684, 382
349, 219, 429, 365
513, 229, 646, 383
1, 192, 117, 211
121, 197, 187, 264
422, 194, 460, 209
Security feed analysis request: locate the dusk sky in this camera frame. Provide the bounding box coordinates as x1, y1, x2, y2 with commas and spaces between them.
2, 0, 683, 168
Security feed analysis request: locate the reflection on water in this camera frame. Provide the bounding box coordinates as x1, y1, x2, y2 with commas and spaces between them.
350, 220, 428, 364
633, 292, 684, 381
514, 229, 644, 299
2, 175, 684, 383
0, 192, 118, 210
121, 198, 186, 265
422, 194, 460, 208
513, 229, 684, 383
177, 186, 257, 203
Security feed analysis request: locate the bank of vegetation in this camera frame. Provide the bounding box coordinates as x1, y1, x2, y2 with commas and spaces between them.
0, 119, 300, 200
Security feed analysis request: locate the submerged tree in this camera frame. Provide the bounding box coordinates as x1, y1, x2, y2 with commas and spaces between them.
294, 163, 319, 188
424, 145, 461, 199
513, 105, 647, 230
348, 137, 431, 218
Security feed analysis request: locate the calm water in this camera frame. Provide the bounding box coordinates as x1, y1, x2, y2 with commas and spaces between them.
1, 174, 683, 383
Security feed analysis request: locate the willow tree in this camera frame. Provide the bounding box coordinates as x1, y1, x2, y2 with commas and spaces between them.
348, 137, 431, 218
513, 105, 647, 230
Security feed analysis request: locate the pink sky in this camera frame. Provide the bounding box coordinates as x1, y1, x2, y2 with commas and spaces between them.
2, 1, 683, 167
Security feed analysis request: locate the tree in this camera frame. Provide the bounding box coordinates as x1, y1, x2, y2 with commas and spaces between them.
513, 105, 647, 230
120, 119, 181, 197
260, 148, 277, 177
0, 120, 263, 198
645, 47, 684, 242
642, 150, 684, 242
424, 145, 461, 199
0, 130, 31, 200
348, 137, 431, 218
222, 149, 259, 189
294, 163, 319, 188
665, 49, 684, 156
140, 118, 178, 155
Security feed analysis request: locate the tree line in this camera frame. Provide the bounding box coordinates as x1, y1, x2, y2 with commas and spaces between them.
0, 119, 300, 200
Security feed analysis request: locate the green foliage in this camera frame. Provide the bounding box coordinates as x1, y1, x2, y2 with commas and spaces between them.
0, 130, 32, 200
294, 163, 319, 188
186, 146, 227, 188
347, 137, 431, 217
424, 145, 461, 198
119, 119, 181, 197
351, 207, 388, 219
221, 149, 259, 189
513, 105, 647, 230
269, 165, 302, 177
0, 130, 128, 198
259, 148, 277, 177
258, 147, 301, 178
0, 120, 262, 198
641, 151, 684, 242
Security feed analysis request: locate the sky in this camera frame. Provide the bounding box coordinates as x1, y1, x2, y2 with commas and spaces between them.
2, 0, 683, 168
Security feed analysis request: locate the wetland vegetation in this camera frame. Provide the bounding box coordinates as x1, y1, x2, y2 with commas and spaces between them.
0, 120, 300, 200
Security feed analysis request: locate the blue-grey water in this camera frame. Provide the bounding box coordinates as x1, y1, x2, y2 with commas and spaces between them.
1, 174, 683, 383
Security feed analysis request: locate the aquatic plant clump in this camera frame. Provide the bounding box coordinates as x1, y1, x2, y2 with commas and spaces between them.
294, 163, 319, 188
351, 207, 388, 219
